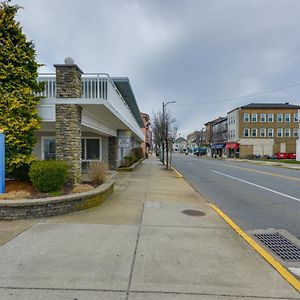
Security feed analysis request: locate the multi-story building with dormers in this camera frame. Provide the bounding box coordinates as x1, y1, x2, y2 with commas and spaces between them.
226, 103, 300, 157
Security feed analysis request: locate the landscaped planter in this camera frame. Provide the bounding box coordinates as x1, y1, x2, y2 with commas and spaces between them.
0, 181, 114, 220
117, 157, 145, 172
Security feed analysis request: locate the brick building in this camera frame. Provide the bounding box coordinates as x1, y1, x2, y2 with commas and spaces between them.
210, 117, 228, 157
141, 112, 152, 155
227, 103, 300, 157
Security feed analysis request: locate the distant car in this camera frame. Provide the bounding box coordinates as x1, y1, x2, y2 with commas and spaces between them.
194, 148, 207, 156
276, 152, 287, 159
287, 153, 296, 159
275, 152, 296, 159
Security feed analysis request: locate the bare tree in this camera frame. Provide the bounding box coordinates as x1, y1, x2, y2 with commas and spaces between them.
152, 110, 178, 169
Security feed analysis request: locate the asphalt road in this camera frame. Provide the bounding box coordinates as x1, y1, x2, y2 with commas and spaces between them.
172, 154, 300, 239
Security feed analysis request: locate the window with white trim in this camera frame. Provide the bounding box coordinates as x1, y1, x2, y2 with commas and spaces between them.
260, 113, 266, 122
251, 113, 257, 122
243, 113, 250, 122
251, 128, 257, 137
267, 128, 273, 137
284, 128, 290, 137
293, 129, 299, 137
277, 128, 283, 137
260, 128, 266, 137
243, 128, 249, 137
294, 113, 299, 122
285, 113, 290, 122
277, 113, 283, 122
41, 137, 56, 160
267, 114, 274, 122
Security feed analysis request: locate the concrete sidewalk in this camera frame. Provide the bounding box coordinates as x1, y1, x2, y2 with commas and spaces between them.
0, 156, 299, 299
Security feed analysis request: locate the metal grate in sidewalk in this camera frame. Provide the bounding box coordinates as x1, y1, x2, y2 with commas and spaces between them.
254, 232, 300, 262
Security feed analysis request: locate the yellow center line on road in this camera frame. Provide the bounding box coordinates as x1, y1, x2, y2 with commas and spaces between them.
197, 157, 300, 182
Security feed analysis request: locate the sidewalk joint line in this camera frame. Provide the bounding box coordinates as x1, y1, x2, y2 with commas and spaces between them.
0, 286, 126, 292
129, 289, 299, 299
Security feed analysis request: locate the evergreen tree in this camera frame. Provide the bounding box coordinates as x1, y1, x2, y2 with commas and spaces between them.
0, 0, 43, 178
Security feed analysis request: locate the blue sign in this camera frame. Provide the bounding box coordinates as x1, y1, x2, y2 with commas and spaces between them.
0, 133, 5, 194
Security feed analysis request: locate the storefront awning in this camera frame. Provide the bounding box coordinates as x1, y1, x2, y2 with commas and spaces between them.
225, 143, 239, 149
211, 144, 225, 149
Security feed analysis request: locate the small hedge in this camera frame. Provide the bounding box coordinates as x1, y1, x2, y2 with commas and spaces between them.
29, 160, 68, 193
130, 147, 144, 160
121, 155, 137, 167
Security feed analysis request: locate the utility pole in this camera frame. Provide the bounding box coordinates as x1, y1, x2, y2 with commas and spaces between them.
162, 102, 165, 165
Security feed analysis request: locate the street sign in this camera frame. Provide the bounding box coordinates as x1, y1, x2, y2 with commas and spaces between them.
119, 137, 130, 148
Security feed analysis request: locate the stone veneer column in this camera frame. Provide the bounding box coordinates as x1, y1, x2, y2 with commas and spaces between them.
108, 137, 118, 169
54, 61, 83, 184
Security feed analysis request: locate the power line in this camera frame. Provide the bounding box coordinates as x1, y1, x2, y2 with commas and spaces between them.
174, 82, 300, 106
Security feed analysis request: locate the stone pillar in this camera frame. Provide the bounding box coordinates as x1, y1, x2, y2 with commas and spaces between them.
54, 60, 83, 184
108, 137, 118, 169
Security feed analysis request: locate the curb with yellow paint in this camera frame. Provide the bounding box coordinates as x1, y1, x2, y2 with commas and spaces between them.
171, 166, 184, 178
209, 203, 300, 293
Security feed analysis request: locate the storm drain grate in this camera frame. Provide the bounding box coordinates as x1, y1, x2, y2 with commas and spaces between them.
254, 232, 300, 262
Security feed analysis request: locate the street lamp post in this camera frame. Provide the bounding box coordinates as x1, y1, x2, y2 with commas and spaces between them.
163, 101, 176, 169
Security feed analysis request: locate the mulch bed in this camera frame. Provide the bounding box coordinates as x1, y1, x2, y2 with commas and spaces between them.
5, 180, 74, 199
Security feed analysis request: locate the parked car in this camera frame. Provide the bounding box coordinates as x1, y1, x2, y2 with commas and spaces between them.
194, 147, 207, 156
287, 153, 296, 159
276, 152, 288, 159
275, 152, 296, 159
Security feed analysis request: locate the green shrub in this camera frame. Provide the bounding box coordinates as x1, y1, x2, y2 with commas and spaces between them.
29, 160, 68, 193
130, 147, 144, 160
121, 155, 137, 167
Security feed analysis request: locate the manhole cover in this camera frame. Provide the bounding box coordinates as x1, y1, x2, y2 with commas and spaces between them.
254, 232, 300, 262
182, 210, 205, 217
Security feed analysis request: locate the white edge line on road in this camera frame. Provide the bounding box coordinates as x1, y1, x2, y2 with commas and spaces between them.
210, 169, 300, 203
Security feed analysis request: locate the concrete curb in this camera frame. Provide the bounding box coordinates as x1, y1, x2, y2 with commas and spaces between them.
210, 203, 300, 293
0, 181, 114, 220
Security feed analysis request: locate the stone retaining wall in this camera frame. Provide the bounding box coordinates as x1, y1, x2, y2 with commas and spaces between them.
0, 182, 114, 220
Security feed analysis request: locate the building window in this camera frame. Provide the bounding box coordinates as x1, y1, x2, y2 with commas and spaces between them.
277, 113, 283, 122
251, 113, 257, 122
251, 128, 257, 137
293, 129, 299, 137
244, 113, 250, 122
267, 128, 274, 137
294, 113, 299, 122
260, 128, 266, 137
260, 113, 266, 122
42, 137, 56, 160
277, 128, 283, 137
243, 128, 249, 137
267, 114, 274, 122
233, 116, 236, 124
285, 113, 290, 122
284, 128, 290, 137
81, 138, 101, 160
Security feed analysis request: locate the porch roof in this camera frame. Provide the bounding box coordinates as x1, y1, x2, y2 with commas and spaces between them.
112, 77, 144, 128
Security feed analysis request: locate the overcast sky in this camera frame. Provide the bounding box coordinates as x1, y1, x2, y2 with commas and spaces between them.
13, 0, 300, 136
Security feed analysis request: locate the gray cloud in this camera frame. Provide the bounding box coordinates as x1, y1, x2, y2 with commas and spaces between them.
13, 0, 300, 136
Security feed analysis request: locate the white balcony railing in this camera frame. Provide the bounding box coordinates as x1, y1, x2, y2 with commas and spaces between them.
37, 73, 143, 139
